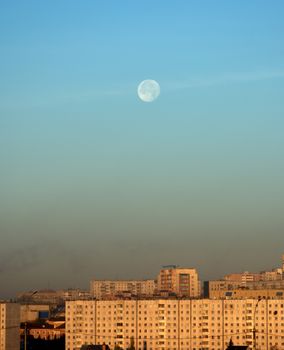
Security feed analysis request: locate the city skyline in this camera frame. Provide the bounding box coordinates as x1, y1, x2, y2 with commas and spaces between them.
1, 1, 284, 299
6, 252, 284, 302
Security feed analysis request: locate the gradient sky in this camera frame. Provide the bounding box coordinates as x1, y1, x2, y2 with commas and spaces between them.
1, 0, 284, 298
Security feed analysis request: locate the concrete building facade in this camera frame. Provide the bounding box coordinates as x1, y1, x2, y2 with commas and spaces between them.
224, 270, 283, 283
205, 279, 284, 299
157, 266, 200, 297
20, 304, 50, 322
66, 298, 284, 350
209, 288, 284, 300
0, 303, 20, 350
90, 280, 156, 299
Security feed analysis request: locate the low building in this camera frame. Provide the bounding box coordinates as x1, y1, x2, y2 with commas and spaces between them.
226, 339, 249, 349
20, 304, 50, 322
20, 319, 65, 340
17, 288, 90, 305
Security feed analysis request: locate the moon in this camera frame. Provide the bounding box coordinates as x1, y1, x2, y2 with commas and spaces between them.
137, 79, 160, 102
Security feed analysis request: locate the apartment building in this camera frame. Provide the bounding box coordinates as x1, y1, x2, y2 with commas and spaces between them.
209, 288, 284, 300
66, 298, 284, 350
90, 265, 201, 299
205, 279, 284, 299
90, 280, 156, 299
223, 254, 284, 285
0, 303, 20, 350
157, 266, 200, 297
224, 272, 260, 283
224, 270, 283, 283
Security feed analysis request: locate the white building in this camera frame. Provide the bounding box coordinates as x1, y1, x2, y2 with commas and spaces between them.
90, 280, 156, 299
0, 303, 20, 350
66, 298, 284, 350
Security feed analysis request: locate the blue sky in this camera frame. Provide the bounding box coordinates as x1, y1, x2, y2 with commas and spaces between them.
1, 1, 284, 297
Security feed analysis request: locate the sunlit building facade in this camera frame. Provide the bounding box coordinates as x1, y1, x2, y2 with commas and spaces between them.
208, 287, 284, 300
65, 298, 284, 350
0, 303, 20, 350
157, 266, 200, 297
90, 280, 156, 299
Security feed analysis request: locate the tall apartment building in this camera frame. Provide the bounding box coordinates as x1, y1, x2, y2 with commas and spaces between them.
0, 303, 20, 350
157, 265, 200, 297
90, 280, 156, 299
66, 298, 284, 350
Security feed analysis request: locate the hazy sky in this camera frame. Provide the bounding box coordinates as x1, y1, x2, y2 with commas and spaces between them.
1, 0, 284, 298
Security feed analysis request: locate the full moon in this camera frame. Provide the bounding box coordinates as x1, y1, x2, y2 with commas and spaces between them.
137, 79, 160, 102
